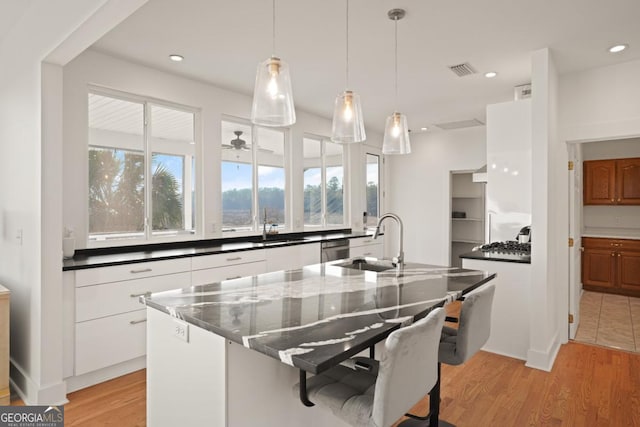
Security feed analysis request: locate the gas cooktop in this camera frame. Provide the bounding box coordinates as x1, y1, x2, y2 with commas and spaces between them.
480, 241, 531, 254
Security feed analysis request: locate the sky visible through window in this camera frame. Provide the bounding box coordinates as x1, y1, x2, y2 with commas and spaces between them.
221, 163, 286, 191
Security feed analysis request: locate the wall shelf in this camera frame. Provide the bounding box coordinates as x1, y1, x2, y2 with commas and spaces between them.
450, 172, 485, 267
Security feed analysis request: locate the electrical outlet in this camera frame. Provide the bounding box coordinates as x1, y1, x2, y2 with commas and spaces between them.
172, 319, 189, 342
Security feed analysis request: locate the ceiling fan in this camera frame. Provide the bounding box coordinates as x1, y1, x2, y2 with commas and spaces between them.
222, 130, 250, 151
222, 130, 274, 154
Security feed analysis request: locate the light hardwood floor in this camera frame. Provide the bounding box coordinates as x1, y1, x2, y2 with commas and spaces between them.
11, 299, 640, 427
10, 341, 640, 426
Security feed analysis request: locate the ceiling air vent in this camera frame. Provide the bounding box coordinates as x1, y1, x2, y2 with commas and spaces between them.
448, 62, 477, 77
433, 119, 485, 130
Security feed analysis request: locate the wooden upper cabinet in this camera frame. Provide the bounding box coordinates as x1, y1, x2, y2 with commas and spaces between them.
583, 157, 640, 205
584, 160, 616, 205
617, 158, 640, 204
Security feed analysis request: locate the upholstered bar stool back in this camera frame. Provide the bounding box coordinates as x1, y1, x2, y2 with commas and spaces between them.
439, 284, 495, 366
300, 307, 446, 427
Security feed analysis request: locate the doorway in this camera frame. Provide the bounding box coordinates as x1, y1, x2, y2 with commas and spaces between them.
567, 137, 640, 350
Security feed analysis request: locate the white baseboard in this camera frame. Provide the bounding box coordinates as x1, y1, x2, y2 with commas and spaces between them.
10, 359, 68, 405
65, 356, 146, 393
525, 334, 561, 372
481, 345, 527, 362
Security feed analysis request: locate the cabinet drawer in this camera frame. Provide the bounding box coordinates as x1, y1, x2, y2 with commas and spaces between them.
192, 261, 267, 286
583, 237, 640, 251
76, 272, 191, 322
349, 237, 382, 248
350, 244, 383, 259
75, 310, 148, 375
75, 258, 191, 287
266, 243, 320, 272
191, 250, 266, 271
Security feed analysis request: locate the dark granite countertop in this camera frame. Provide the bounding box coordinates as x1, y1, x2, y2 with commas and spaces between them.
141, 260, 496, 374
63, 230, 376, 271
460, 250, 531, 264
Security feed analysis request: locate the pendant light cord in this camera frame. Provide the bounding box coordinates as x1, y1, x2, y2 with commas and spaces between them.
272, 0, 276, 56
345, 0, 350, 88
394, 16, 398, 112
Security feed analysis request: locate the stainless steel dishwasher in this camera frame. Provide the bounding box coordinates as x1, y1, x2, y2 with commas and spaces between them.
321, 239, 350, 262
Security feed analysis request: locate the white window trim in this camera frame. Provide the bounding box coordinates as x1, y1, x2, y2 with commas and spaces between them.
303, 134, 349, 231
221, 116, 291, 236
87, 86, 202, 248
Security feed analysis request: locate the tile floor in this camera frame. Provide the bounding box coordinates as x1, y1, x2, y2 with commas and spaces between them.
574, 290, 640, 352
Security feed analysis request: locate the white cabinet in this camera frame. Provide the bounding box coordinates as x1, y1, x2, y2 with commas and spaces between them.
350, 237, 384, 258
266, 243, 321, 272
73, 258, 191, 377
486, 99, 532, 242
191, 250, 267, 286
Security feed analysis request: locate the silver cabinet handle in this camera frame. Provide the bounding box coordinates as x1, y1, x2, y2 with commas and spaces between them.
226, 276, 242, 280
226, 257, 242, 261
130, 268, 152, 274
362, 239, 372, 244
130, 291, 151, 298
129, 319, 147, 325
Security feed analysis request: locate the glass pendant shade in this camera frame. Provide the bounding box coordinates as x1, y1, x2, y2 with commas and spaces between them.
382, 112, 411, 154
331, 90, 366, 143
251, 56, 296, 127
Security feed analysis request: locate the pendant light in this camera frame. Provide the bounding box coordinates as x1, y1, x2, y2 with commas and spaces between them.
382, 9, 411, 155
331, 0, 366, 143
251, 0, 296, 127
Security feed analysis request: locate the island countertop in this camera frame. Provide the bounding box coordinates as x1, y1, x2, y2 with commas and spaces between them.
141, 260, 496, 374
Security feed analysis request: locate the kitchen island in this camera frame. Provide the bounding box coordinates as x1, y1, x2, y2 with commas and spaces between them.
142, 259, 495, 427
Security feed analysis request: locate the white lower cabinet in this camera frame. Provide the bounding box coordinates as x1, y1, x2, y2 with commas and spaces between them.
349, 236, 384, 259
75, 310, 148, 375
191, 250, 267, 286
72, 259, 191, 380
266, 243, 321, 272
69, 240, 331, 390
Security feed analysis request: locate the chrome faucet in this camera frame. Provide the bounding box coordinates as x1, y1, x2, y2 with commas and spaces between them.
373, 212, 404, 269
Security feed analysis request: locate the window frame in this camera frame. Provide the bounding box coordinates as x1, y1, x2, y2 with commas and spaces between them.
302, 134, 348, 230
220, 116, 290, 235
87, 86, 202, 247
364, 148, 384, 228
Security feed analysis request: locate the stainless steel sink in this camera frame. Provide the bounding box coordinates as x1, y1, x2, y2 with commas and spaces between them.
335, 258, 396, 272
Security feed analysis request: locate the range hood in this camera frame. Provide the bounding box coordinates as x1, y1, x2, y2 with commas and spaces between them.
472, 165, 487, 183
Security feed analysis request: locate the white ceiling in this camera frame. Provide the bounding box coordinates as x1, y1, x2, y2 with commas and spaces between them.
0, 1, 33, 42
91, 0, 640, 133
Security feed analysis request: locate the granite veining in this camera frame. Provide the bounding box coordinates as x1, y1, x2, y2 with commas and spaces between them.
142, 260, 495, 373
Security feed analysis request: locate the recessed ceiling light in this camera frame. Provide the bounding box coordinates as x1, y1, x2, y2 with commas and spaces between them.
484, 71, 498, 78
420, 127, 428, 131
608, 44, 628, 53
169, 54, 184, 62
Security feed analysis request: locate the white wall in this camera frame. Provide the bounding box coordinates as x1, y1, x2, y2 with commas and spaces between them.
63, 49, 383, 249
386, 127, 486, 266
0, 0, 150, 405
560, 59, 640, 143
528, 48, 563, 371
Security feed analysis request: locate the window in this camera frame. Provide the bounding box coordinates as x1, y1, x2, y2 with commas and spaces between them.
221, 119, 287, 233
303, 136, 345, 228
88, 91, 197, 242
366, 153, 380, 227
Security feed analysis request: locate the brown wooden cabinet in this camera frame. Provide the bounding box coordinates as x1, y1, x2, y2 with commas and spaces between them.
582, 237, 640, 296
584, 157, 640, 205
